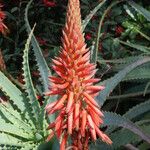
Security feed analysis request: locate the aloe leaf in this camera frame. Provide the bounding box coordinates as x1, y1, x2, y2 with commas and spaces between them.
0, 145, 22, 150
0, 71, 25, 112
127, 0, 150, 22
97, 57, 150, 106
22, 25, 41, 127
123, 66, 150, 81
105, 120, 150, 149
98, 55, 145, 64
110, 123, 150, 149
106, 99, 150, 138
38, 101, 49, 137
93, 124, 150, 149
124, 99, 150, 120
23, 144, 38, 150
103, 111, 150, 143
138, 142, 150, 150
0, 123, 33, 139
25, 0, 50, 92
82, 0, 106, 30
0, 103, 33, 133
118, 40, 150, 54
0, 132, 23, 147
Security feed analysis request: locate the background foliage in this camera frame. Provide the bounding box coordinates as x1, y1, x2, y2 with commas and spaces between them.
0, 0, 150, 149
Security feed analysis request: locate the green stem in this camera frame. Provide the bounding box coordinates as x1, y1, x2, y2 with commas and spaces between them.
93, 0, 125, 63
82, 0, 107, 30
44, 21, 64, 27
136, 28, 150, 41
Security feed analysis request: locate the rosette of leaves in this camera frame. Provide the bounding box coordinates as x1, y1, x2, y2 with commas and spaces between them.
0, 26, 52, 150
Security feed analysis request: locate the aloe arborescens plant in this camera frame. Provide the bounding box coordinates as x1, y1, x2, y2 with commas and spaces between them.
1, 0, 150, 149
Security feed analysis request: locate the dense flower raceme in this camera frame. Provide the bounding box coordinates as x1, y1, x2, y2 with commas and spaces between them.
45, 0, 112, 149
0, 4, 8, 35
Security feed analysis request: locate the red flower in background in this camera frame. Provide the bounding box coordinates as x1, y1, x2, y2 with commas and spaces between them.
43, 0, 56, 7
85, 33, 92, 40
115, 26, 124, 36
36, 36, 47, 46
45, 0, 112, 149
0, 4, 8, 35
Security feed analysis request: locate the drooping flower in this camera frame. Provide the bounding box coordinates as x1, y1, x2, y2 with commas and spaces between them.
46, 0, 112, 149
0, 4, 8, 35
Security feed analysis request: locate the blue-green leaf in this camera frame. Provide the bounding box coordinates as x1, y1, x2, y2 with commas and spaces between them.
103, 111, 150, 143
127, 0, 150, 22
97, 57, 150, 106
22, 25, 41, 127
0, 71, 25, 112
25, 0, 51, 92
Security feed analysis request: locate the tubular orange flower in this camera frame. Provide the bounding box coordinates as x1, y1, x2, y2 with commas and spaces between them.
46, 0, 112, 149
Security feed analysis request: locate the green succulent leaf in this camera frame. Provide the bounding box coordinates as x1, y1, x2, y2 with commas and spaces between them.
0, 123, 33, 139
97, 57, 150, 106
103, 111, 150, 143
0, 71, 25, 112
22, 25, 41, 127
0, 132, 23, 146
0, 71, 35, 128
138, 142, 150, 150
124, 99, 150, 120
25, 0, 51, 92
98, 55, 145, 64
123, 66, 150, 81
105, 99, 150, 141
0, 103, 34, 133
127, 0, 150, 22
92, 124, 150, 150
118, 40, 150, 54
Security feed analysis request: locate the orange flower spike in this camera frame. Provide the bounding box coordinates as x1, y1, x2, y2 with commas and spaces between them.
46, 0, 112, 148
